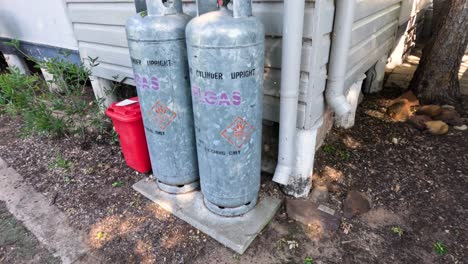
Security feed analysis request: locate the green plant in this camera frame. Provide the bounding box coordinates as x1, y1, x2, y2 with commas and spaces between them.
50, 153, 72, 171
391, 226, 404, 237
112, 181, 124, 187
63, 176, 72, 183
1, 39, 115, 140
338, 150, 351, 160
304, 256, 314, 264
433, 241, 447, 255
0, 67, 42, 114
322, 144, 336, 155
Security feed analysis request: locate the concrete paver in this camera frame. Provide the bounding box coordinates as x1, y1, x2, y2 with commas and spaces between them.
133, 179, 282, 254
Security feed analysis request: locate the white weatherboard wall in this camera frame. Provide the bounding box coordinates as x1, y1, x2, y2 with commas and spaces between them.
64, 0, 334, 129
0, 0, 77, 50
345, 0, 402, 89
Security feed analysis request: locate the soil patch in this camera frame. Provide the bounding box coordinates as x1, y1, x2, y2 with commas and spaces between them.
0, 91, 467, 263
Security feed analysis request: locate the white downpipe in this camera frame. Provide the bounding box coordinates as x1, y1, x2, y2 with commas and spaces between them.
195, 0, 218, 16
325, 0, 356, 117
272, 0, 306, 185
285, 128, 317, 197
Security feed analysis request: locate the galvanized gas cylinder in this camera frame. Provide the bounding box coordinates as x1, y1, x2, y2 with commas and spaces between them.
186, 0, 265, 216
126, 0, 199, 194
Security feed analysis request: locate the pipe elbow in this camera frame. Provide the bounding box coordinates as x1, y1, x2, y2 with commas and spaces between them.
326, 89, 351, 117
273, 163, 292, 185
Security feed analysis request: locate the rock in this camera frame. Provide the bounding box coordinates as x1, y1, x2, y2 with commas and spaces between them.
441, 105, 455, 110
310, 185, 329, 203
454, 125, 468, 131
425, 120, 449, 135
407, 115, 432, 130
286, 199, 341, 231
343, 191, 371, 219
327, 183, 343, 194
396, 90, 419, 107
416, 105, 442, 117
387, 99, 411, 121
342, 135, 361, 149
322, 166, 344, 182
433, 108, 464, 126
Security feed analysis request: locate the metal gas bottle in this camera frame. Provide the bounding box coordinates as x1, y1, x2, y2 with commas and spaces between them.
186, 0, 265, 216
126, 0, 199, 194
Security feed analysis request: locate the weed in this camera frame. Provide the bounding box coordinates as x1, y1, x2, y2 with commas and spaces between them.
322, 144, 336, 155
391, 226, 404, 237
433, 241, 447, 255
338, 150, 351, 160
304, 257, 314, 264
232, 254, 240, 261
1, 39, 114, 140
112, 181, 124, 187
0, 67, 42, 114
50, 153, 72, 171
63, 176, 72, 183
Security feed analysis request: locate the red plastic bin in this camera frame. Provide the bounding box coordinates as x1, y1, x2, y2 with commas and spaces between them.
105, 97, 151, 173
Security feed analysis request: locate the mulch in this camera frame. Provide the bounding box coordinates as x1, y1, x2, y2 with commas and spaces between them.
0, 88, 466, 263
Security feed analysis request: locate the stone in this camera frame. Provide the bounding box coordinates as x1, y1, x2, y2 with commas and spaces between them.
133, 180, 281, 254
454, 125, 468, 131
441, 105, 455, 110
321, 166, 345, 182
425, 120, 449, 135
387, 99, 411, 121
416, 105, 442, 117
407, 115, 432, 130
310, 185, 329, 203
343, 191, 371, 219
327, 183, 343, 194
286, 199, 341, 231
396, 90, 419, 106
433, 108, 464, 126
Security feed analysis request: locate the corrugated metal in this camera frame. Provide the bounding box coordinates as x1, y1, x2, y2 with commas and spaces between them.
65, 0, 331, 127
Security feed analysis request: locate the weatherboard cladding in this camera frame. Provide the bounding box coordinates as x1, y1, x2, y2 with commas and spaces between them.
65, 0, 402, 128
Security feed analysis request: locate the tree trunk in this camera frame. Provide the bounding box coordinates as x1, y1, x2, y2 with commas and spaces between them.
410, 0, 468, 105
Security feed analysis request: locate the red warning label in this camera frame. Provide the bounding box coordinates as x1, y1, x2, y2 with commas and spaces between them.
221, 116, 254, 149
148, 100, 177, 131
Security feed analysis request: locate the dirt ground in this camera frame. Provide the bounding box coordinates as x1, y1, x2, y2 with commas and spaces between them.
1, 52, 468, 263
0, 201, 60, 264
1, 86, 466, 263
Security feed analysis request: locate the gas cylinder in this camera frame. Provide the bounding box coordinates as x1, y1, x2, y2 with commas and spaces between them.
126, 0, 199, 194
186, 0, 265, 216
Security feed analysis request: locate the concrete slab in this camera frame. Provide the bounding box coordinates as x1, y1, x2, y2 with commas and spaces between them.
0, 163, 90, 264
133, 179, 282, 254
0, 157, 8, 170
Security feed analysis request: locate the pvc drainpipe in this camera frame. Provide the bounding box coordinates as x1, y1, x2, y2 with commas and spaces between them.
272, 0, 306, 185
196, 0, 219, 16
325, 0, 356, 117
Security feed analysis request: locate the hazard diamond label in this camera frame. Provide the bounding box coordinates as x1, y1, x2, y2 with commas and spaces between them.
221, 116, 254, 149
148, 100, 177, 131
